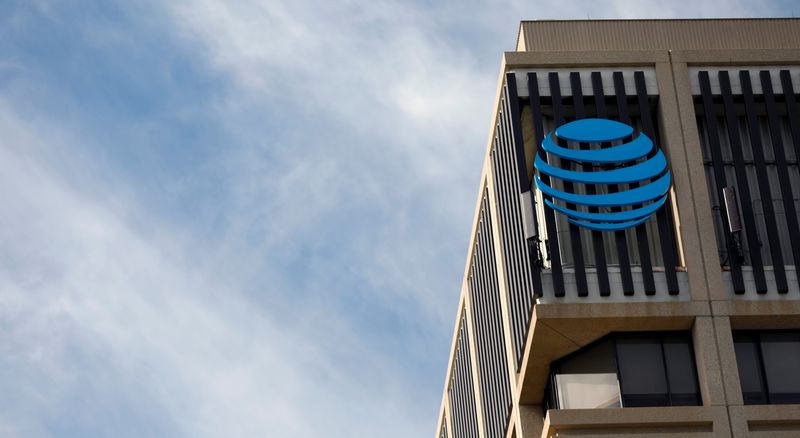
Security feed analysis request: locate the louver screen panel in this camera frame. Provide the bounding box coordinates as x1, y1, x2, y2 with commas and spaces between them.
492, 69, 683, 306
491, 76, 541, 369
448, 312, 479, 438
469, 190, 512, 438
694, 68, 800, 295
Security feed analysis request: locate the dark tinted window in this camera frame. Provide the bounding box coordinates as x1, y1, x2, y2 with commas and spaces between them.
559, 339, 616, 375
732, 334, 767, 404
663, 336, 702, 405
761, 333, 800, 403
617, 336, 669, 407
734, 331, 800, 405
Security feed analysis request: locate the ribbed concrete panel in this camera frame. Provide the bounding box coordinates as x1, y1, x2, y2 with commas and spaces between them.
469, 191, 512, 438
448, 312, 479, 438
518, 19, 800, 53
491, 78, 541, 368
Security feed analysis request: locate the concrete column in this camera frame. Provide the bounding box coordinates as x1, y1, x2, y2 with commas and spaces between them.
518, 404, 544, 438
693, 317, 727, 407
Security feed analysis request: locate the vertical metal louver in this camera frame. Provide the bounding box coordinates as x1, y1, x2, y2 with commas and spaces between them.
694, 68, 800, 295
493, 69, 683, 307
491, 69, 684, 368
523, 70, 681, 297
448, 312, 479, 438
491, 74, 542, 369
469, 190, 512, 438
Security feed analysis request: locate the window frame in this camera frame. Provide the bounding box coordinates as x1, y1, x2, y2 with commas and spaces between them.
733, 330, 800, 405
544, 331, 702, 411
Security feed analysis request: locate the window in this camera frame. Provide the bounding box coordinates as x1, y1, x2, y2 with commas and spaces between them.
553, 339, 621, 409
733, 331, 800, 404
544, 332, 701, 410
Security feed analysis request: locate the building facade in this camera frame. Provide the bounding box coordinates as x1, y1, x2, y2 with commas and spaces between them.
436, 19, 800, 438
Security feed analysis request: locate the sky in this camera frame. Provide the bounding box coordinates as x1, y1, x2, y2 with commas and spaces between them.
0, 1, 795, 437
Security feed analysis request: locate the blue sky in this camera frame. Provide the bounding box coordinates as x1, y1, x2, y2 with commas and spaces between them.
0, 1, 794, 437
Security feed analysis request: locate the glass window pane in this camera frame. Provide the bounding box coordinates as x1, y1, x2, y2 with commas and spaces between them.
616, 336, 669, 407
733, 334, 767, 404
556, 373, 621, 409
555, 339, 620, 409
760, 333, 800, 404
559, 339, 617, 374
663, 336, 701, 406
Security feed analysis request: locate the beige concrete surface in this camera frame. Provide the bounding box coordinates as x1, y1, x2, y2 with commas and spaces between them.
519, 404, 544, 438
517, 19, 800, 53
662, 58, 724, 301
729, 405, 800, 438
693, 317, 726, 406
541, 406, 730, 438
712, 316, 744, 407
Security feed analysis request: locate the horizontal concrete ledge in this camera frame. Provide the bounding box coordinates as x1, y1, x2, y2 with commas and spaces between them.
535, 301, 710, 322
536, 270, 690, 304
712, 300, 800, 329
729, 404, 800, 437
749, 421, 800, 432
503, 50, 668, 68
542, 406, 727, 438
671, 48, 800, 65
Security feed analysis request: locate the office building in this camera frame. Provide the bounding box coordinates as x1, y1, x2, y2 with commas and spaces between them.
436, 19, 800, 438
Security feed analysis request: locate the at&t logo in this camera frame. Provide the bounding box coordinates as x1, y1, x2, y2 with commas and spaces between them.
533, 119, 671, 232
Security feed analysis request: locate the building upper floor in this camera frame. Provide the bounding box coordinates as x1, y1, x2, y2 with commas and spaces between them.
437, 18, 800, 438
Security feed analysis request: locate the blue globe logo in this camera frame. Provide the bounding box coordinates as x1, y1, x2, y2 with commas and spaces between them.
533, 118, 671, 232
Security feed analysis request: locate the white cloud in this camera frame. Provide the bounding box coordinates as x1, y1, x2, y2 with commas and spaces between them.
154, 2, 499, 349
0, 101, 424, 437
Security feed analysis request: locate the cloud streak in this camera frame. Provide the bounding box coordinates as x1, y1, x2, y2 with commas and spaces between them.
0, 1, 792, 437
0, 99, 423, 437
